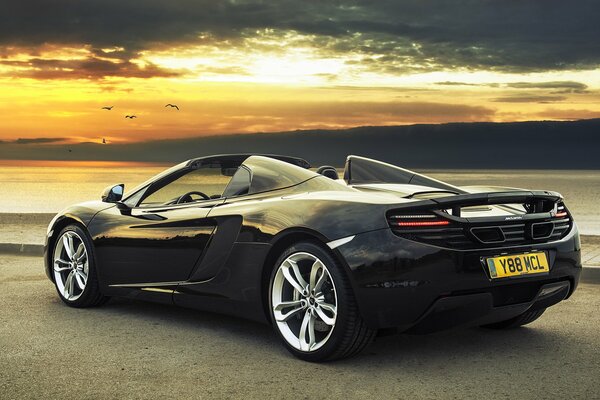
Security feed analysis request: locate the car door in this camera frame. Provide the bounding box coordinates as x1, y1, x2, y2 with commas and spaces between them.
89, 161, 235, 286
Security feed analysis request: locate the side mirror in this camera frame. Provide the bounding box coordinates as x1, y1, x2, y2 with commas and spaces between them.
101, 184, 124, 203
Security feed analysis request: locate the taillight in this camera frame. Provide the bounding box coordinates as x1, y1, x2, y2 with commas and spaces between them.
553, 203, 568, 218
388, 214, 450, 228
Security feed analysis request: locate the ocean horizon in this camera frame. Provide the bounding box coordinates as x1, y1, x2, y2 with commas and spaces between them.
1, 161, 598, 235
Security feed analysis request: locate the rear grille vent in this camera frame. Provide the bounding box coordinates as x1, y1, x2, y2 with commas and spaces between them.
471, 227, 505, 244
388, 211, 572, 250
531, 222, 554, 239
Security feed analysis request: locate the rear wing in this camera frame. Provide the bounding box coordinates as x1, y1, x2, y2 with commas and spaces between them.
388, 190, 565, 222
387, 190, 571, 248
432, 190, 562, 217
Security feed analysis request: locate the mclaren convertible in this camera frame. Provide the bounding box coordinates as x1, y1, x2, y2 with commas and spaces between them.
45, 154, 581, 361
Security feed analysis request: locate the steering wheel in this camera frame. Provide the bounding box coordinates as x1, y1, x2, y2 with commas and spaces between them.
176, 191, 210, 204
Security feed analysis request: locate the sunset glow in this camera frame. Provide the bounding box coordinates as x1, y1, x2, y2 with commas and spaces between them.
1, 1, 599, 146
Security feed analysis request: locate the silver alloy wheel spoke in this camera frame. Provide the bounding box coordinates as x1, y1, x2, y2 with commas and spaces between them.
54, 258, 71, 272
77, 252, 87, 263
313, 266, 328, 293
317, 301, 336, 314
288, 259, 309, 291
271, 251, 338, 353
282, 262, 307, 294
63, 234, 74, 260
74, 271, 87, 290
273, 300, 305, 322
309, 260, 322, 292
53, 264, 71, 273
64, 271, 75, 299
299, 310, 316, 351
73, 243, 85, 261
315, 302, 336, 326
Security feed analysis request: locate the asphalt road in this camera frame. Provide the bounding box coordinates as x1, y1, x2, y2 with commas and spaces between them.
1, 255, 599, 399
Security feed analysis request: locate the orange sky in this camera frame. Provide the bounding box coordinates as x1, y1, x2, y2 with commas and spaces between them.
1, 1, 600, 145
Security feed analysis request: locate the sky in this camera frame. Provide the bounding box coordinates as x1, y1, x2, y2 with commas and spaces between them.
1, 0, 600, 145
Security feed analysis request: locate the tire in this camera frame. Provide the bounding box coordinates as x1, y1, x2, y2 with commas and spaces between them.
51, 224, 108, 308
481, 307, 546, 329
268, 241, 376, 362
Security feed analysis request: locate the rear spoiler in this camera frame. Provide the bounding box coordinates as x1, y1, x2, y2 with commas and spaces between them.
390, 190, 563, 218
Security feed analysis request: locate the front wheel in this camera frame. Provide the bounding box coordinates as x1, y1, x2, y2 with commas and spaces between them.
269, 242, 376, 361
52, 224, 108, 308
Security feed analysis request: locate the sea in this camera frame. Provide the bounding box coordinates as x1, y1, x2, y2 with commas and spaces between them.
0, 161, 598, 235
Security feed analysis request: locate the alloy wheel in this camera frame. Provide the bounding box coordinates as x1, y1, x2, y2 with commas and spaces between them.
53, 231, 89, 301
271, 252, 338, 352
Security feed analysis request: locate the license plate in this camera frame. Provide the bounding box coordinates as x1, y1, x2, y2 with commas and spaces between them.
485, 252, 549, 279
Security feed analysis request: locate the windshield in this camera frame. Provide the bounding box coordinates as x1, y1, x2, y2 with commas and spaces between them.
123, 161, 188, 202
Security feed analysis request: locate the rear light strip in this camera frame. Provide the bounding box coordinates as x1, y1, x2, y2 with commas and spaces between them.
395, 220, 450, 227
389, 214, 450, 227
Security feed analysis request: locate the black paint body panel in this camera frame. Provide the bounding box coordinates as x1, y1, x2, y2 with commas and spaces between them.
44, 155, 582, 331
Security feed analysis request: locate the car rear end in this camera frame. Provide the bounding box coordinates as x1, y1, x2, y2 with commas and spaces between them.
335, 190, 581, 332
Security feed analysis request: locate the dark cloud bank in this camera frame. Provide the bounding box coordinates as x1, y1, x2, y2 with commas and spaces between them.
2, 0, 600, 78
2, 119, 600, 169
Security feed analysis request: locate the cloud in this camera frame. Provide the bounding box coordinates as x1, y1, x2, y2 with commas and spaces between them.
435, 81, 500, 88
1, 0, 599, 78
12, 138, 67, 144
538, 109, 600, 120
492, 95, 567, 103
319, 85, 437, 92
0, 55, 182, 80
436, 80, 589, 93
505, 81, 589, 93
435, 81, 480, 86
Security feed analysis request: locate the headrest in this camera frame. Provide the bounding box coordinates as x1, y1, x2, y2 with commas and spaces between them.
316, 165, 339, 180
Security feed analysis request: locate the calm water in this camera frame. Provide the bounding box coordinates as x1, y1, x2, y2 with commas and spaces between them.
0, 162, 598, 235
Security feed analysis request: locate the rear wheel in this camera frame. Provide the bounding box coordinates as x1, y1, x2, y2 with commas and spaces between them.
52, 224, 108, 308
481, 307, 546, 329
268, 241, 376, 361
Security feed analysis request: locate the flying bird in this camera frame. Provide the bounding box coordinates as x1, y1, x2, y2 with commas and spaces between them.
101, 106, 114, 110
125, 115, 137, 119
67, 149, 72, 153
102, 138, 107, 144
165, 104, 179, 110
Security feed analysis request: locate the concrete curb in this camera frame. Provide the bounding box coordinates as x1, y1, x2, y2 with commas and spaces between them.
0, 213, 55, 225
0, 243, 44, 257
581, 267, 600, 284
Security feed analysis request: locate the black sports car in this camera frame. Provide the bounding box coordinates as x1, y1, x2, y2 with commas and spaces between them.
44, 154, 581, 361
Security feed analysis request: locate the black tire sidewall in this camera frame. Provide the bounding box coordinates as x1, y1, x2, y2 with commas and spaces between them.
268, 241, 355, 362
